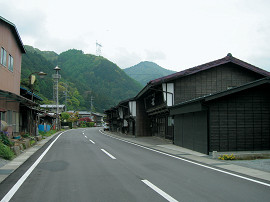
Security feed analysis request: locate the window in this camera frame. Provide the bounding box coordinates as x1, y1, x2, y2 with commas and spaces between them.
8, 54, 13, 72
1, 47, 7, 67
7, 110, 12, 125
0, 112, 5, 121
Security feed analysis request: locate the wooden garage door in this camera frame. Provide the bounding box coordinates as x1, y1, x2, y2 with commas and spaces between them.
174, 111, 208, 154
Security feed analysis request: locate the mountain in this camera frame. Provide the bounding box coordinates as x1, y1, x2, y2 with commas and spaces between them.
124, 61, 176, 86
21, 46, 142, 112
24, 45, 58, 63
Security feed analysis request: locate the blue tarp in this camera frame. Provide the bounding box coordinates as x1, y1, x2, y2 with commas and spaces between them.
38, 124, 51, 132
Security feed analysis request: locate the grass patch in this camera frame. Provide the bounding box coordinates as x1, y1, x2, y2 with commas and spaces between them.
0, 141, 15, 160
39, 130, 57, 138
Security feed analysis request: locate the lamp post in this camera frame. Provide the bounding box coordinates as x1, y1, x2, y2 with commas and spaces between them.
28, 71, 47, 136
29, 71, 47, 101
53, 66, 61, 130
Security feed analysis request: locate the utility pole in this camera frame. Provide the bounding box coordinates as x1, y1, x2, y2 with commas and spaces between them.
63, 83, 68, 111
90, 96, 94, 113
53, 66, 61, 130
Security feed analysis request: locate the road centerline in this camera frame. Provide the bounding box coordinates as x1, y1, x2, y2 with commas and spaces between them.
101, 149, 116, 159
89, 139, 95, 144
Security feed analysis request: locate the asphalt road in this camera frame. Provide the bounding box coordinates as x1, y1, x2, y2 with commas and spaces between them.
1, 128, 270, 202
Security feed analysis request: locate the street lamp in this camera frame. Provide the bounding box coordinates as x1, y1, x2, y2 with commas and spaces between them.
28, 71, 47, 136
29, 71, 47, 101
53, 66, 61, 130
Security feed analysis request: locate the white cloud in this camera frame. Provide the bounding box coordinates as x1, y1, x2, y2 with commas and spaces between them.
1, 0, 270, 71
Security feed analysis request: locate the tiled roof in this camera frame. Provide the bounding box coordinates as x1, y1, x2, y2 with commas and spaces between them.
149, 54, 270, 85
20, 87, 43, 101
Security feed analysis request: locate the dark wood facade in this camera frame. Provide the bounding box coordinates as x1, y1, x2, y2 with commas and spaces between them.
174, 63, 263, 104
171, 79, 270, 154
136, 97, 151, 137
208, 83, 270, 152
105, 99, 137, 136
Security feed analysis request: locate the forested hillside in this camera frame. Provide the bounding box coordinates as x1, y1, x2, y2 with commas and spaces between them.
21, 46, 142, 112
124, 61, 176, 86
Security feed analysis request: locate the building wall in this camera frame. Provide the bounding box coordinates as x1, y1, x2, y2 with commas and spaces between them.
0, 99, 19, 135
208, 85, 270, 152
0, 21, 22, 95
174, 63, 263, 104
135, 98, 151, 136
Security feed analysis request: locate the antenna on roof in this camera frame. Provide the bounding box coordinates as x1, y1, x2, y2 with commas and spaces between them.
96, 41, 102, 56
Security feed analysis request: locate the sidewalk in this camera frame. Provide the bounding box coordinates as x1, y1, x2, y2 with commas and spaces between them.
106, 131, 270, 182
0, 133, 58, 183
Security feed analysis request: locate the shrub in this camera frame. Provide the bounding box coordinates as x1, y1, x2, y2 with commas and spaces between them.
22, 133, 30, 138
0, 132, 13, 146
219, 154, 235, 160
80, 122, 87, 128
0, 141, 15, 160
30, 140, 36, 146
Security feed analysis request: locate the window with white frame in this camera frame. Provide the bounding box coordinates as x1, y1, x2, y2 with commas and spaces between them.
8, 54, 13, 72
1, 47, 7, 67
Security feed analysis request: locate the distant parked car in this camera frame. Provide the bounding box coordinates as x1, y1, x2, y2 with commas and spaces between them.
103, 123, 109, 131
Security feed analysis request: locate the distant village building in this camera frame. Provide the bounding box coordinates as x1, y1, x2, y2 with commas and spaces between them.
40, 104, 66, 113
67, 111, 104, 126
105, 54, 270, 154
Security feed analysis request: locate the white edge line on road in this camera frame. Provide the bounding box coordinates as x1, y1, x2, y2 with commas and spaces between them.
101, 149, 116, 159
142, 180, 178, 202
1, 132, 65, 202
99, 130, 270, 187
89, 139, 95, 144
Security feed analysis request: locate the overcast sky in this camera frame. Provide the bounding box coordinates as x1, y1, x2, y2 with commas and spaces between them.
1, 0, 270, 72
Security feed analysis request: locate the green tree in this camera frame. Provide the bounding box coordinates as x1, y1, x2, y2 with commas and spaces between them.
61, 112, 70, 122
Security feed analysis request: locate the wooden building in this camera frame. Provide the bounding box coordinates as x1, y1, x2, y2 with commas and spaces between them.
106, 53, 270, 154
105, 98, 136, 135
171, 78, 270, 154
